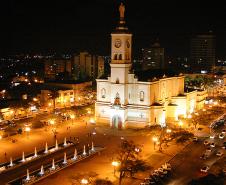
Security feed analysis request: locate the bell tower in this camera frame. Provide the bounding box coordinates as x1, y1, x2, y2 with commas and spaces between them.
110, 3, 132, 84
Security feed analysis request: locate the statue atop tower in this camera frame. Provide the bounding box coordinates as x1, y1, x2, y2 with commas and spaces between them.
119, 3, 125, 20
115, 2, 128, 32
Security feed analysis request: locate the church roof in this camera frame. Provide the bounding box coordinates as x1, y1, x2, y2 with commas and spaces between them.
135, 69, 181, 82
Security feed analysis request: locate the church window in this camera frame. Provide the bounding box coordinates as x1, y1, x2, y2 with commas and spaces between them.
129, 93, 130, 99
118, 54, 122, 60
114, 54, 117, 60
140, 91, 144, 101
101, 88, 106, 98
116, 78, 119, 84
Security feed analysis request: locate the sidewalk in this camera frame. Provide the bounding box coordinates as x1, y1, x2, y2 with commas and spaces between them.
0, 118, 90, 164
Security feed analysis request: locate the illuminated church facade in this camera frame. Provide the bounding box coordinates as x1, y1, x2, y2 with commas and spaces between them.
95, 3, 206, 128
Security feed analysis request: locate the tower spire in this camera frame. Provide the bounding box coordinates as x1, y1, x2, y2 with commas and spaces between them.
115, 2, 128, 32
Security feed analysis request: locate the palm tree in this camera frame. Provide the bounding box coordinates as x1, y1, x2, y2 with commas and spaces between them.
49, 88, 59, 112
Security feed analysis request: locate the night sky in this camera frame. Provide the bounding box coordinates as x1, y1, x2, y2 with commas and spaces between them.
1, 0, 226, 58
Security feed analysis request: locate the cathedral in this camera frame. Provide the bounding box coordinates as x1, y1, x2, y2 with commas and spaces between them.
95, 3, 206, 129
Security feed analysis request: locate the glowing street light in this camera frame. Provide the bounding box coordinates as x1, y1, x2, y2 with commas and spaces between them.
179, 120, 183, 128
49, 120, 55, 125
70, 114, 75, 125
213, 101, 218, 106
33, 97, 38, 102
112, 161, 119, 176
25, 126, 31, 138
70, 114, 75, 119
166, 129, 172, 134
135, 147, 140, 152
81, 178, 88, 184
25, 127, 31, 132
89, 118, 95, 124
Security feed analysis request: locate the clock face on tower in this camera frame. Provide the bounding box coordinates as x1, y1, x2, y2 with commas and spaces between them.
115, 39, 121, 48
126, 40, 130, 48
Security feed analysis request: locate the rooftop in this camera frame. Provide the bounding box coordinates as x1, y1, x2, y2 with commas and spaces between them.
135, 69, 181, 82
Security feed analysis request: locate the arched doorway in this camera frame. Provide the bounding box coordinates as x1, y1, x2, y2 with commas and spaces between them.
112, 115, 122, 129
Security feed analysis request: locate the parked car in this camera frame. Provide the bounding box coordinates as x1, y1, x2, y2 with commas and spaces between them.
222, 129, 226, 134
210, 143, 215, 148
204, 140, 209, 146
200, 154, 208, 159
200, 166, 209, 173
193, 137, 198, 142
216, 151, 223, 157
210, 135, 215, 139
219, 133, 224, 139
206, 147, 212, 152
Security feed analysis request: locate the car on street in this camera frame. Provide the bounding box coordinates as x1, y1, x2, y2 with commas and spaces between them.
200, 166, 209, 173
219, 133, 224, 139
204, 140, 209, 146
216, 151, 223, 157
206, 147, 212, 152
210, 135, 215, 139
193, 137, 198, 142
200, 154, 208, 159
210, 143, 215, 148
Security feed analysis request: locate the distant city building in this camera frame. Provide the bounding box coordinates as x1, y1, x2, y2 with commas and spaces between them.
44, 52, 105, 81
39, 81, 94, 109
44, 58, 72, 80
190, 33, 216, 72
40, 89, 75, 109
73, 52, 104, 80
142, 42, 165, 70
166, 57, 190, 72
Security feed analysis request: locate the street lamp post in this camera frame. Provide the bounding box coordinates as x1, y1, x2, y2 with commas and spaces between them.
152, 136, 158, 150
25, 126, 31, 138
49, 119, 56, 136
70, 114, 75, 125
178, 120, 183, 130
112, 161, 119, 176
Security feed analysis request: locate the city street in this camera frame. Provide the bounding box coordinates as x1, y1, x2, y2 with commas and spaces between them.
0, 109, 189, 185
166, 120, 225, 185
0, 106, 225, 185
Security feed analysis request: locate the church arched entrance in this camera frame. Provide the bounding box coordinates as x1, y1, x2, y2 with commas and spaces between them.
112, 115, 122, 129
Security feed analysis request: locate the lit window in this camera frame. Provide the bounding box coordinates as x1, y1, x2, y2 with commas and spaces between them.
140, 91, 144, 101
101, 88, 106, 98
